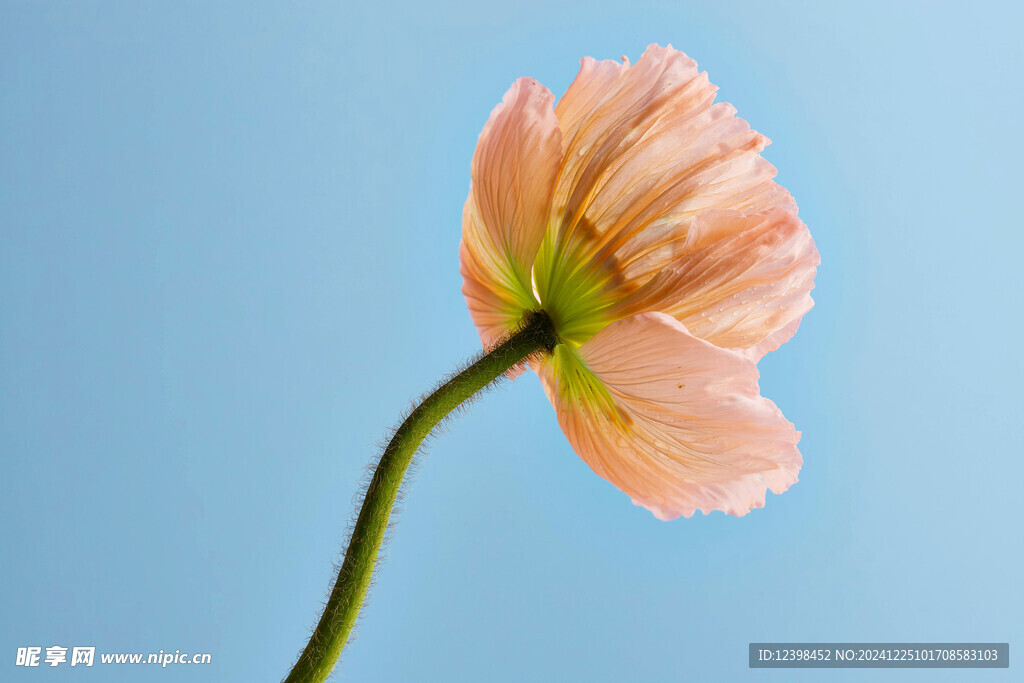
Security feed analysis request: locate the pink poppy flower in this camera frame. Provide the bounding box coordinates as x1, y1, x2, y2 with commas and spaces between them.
460, 44, 819, 520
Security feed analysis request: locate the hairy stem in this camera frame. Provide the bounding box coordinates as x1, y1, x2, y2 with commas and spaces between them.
284, 310, 557, 683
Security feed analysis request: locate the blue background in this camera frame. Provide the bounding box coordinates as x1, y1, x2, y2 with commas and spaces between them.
2, 1, 1020, 681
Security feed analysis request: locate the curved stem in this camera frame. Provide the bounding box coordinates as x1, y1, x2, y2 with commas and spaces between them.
284, 311, 557, 683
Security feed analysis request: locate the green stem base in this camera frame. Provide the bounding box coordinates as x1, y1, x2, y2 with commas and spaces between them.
284, 311, 557, 683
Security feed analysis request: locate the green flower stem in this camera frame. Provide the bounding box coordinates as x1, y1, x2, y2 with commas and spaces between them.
284, 310, 557, 683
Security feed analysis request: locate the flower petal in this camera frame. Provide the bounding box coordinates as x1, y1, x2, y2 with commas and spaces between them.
615, 208, 819, 360
536, 44, 794, 315
538, 312, 801, 519
460, 78, 562, 348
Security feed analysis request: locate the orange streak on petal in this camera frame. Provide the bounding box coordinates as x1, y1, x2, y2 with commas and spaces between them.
548, 44, 794, 300
616, 208, 819, 359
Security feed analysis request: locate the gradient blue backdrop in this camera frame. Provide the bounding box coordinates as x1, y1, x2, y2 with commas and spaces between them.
2, 1, 1020, 681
